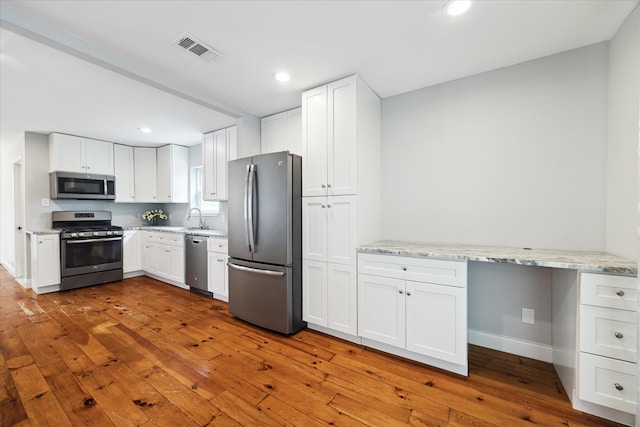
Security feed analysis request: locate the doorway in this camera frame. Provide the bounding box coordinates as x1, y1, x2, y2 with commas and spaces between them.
13, 158, 24, 278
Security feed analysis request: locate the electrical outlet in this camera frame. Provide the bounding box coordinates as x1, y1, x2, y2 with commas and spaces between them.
522, 308, 535, 324
41, 198, 50, 207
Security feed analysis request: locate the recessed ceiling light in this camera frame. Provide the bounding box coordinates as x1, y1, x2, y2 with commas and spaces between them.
138, 127, 152, 133
443, 0, 471, 16
273, 71, 290, 82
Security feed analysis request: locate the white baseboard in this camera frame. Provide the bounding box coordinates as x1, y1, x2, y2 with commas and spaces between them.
468, 329, 553, 363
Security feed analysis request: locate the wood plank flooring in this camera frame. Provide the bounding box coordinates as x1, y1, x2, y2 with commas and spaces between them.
0, 267, 624, 426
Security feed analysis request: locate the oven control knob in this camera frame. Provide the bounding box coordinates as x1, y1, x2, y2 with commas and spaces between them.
71, 233, 77, 237
79, 232, 85, 237
107, 231, 113, 235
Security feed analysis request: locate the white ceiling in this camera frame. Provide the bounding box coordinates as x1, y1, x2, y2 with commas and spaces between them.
1, 0, 638, 147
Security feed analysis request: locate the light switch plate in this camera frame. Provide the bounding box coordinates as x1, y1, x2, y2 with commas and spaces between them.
522, 308, 534, 324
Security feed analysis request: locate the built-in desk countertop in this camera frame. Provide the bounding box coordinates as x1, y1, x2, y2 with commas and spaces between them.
357, 240, 637, 276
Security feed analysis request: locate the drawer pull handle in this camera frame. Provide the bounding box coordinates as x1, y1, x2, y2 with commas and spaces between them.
615, 290, 625, 297
614, 332, 624, 339
614, 383, 624, 391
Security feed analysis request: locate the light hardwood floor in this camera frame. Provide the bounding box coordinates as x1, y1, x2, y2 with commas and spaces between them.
0, 267, 623, 426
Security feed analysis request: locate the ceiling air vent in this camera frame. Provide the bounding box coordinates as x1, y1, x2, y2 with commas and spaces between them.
173, 33, 223, 62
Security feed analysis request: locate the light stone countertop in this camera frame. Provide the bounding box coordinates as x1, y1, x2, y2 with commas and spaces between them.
357, 240, 637, 276
25, 229, 61, 235
123, 226, 227, 238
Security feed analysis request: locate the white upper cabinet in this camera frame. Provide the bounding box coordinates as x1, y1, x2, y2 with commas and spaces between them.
303, 76, 367, 197
134, 147, 157, 202
156, 144, 189, 203
49, 133, 114, 175
114, 144, 135, 202
203, 125, 237, 201
261, 107, 302, 156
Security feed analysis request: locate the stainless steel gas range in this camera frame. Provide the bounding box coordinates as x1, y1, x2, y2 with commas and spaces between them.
52, 210, 124, 290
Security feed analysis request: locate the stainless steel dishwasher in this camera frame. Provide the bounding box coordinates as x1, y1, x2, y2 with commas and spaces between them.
185, 235, 210, 296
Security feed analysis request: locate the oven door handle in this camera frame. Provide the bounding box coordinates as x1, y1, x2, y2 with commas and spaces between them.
65, 237, 122, 244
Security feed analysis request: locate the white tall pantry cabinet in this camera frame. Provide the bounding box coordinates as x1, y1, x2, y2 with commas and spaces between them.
301, 75, 381, 337
203, 126, 237, 201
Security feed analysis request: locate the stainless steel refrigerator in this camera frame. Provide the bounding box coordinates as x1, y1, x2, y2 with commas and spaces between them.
227, 151, 305, 334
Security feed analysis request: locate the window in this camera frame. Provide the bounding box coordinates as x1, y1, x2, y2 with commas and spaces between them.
190, 166, 219, 215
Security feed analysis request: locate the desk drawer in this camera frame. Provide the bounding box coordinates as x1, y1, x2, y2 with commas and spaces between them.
579, 352, 637, 414
580, 305, 637, 363
358, 253, 467, 287
580, 273, 636, 311
207, 237, 228, 253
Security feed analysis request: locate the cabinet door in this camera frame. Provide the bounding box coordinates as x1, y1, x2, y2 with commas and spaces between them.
328, 77, 357, 196
302, 197, 327, 262
287, 107, 303, 156
168, 246, 185, 284
358, 274, 405, 347
84, 138, 114, 175
327, 196, 357, 265
302, 85, 328, 196
214, 129, 228, 200
303, 260, 327, 326
327, 264, 357, 335
405, 281, 467, 366
49, 133, 83, 172
156, 145, 172, 202
170, 145, 189, 203
261, 111, 289, 154
209, 252, 228, 299
203, 133, 216, 200
114, 144, 135, 202
35, 235, 61, 287
134, 147, 157, 202
122, 231, 141, 273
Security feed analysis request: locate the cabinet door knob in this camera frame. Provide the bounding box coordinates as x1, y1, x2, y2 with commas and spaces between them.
321, 205, 326, 208
327, 204, 332, 208
321, 184, 326, 188
614, 332, 624, 339
616, 290, 625, 297
402, 266, 407, 271
399, 290, 403, 294
614, 383, 624, 391
406, 291, 411, 296
327, 184, 332, 188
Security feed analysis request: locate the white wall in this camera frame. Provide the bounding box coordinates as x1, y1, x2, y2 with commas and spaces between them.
606, 4, 639, 261
381, 43, 609, 251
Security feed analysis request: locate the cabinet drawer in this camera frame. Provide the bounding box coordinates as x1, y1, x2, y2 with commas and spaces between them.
207, 237, 228, 253
580, 305, 637, 363
146, 232, 184, 247
358, 253, 467, 287
580, 273, 636, 311
579, 352, 637, 414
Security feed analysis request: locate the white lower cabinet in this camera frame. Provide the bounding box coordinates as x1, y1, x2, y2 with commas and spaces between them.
575, 272, 637, 420
122, 230, 142, 274
142, 231, 185, 286
357, 253, 468, 374
207, 237, 228, 301
303, 260, 357, 335
30, 233, 61, 292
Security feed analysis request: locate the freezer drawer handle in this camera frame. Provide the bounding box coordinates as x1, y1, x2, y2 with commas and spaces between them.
227, 262, 285, 277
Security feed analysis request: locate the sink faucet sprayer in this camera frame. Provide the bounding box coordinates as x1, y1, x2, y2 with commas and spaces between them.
187, 207, 205, 229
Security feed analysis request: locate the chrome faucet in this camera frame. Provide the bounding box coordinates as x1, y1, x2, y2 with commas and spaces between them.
187, 207, 206, 229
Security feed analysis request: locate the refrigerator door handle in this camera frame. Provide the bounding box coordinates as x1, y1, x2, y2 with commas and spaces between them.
243, 164, 252, 252
227, 262, 285, 277
247, 163, 256, 252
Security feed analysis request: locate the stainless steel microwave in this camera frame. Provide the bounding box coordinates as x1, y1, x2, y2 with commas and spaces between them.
50, 171, 116, 200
